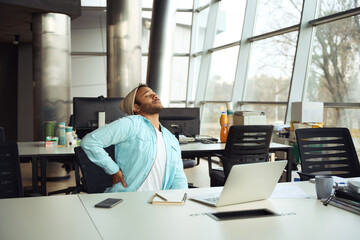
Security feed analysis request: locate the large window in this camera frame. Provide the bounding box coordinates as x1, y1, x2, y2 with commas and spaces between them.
75, 0, 360, 155
318, 0, 360, 17
213, 0, 246, 47
306, 16, 360, 103
245, 32, 298, 102
205, 46, 239, 101
306, 2, 360, 153
254, 0, 303, 35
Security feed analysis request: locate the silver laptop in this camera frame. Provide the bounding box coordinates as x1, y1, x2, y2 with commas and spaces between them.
191, 160, 287, 207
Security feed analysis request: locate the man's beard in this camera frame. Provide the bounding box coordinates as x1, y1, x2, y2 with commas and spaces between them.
139, 102, 164, 114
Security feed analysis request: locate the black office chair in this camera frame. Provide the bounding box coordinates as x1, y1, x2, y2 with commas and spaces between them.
295, 128, 360, 181
74, 146, 113, 193
0, 141, 24, 198
207, 125, 273, 187
0, 127, 5, 144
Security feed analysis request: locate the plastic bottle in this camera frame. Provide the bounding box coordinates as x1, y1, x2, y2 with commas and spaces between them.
58, 122, 66, 145
220, 111, 229, 143
226, 102, 234, 129
65, 126, 74, 147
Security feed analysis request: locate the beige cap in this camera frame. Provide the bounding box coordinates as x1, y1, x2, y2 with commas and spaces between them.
119, 86, 140, 115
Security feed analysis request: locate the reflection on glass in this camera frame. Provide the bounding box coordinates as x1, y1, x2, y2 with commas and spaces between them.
245, 32, 297, 101
254, 0, 302, 36
324, 108, 360, 158
318, 0, 360, 17
306, 16, 360, 103
201, 103, 229, 136
240, 104, 287, 125
174, 12, 192, 53
194, 7, 209, 52
171, 57, 189, 101
205, 46, 239, 101
213, 0, 246, 47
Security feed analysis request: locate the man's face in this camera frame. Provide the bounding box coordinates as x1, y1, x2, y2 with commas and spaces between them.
133, 87, 163, 115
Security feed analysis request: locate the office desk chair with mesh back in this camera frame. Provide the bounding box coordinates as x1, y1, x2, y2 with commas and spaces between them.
207, 125, 273, 187
0, 141, 24, 198
295, 128, 360, 181
74, 146, 113, 193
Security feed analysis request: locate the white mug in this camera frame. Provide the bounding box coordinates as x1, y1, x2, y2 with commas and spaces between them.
315, 175, 333, 199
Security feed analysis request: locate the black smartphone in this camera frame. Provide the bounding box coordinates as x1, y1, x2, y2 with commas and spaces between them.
95, 198, 123, 208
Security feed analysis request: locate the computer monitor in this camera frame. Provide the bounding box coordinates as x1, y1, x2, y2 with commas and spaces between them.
159, 108, 200, 138
73, 96, 126, 138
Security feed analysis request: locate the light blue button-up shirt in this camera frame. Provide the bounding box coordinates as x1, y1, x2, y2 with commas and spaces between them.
80, 115, 188, 192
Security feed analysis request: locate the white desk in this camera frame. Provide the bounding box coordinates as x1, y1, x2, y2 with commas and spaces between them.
0, 195, 101, 240
1, 181, 359, 240
78, 181, 359, 240
18, 141, 293, 195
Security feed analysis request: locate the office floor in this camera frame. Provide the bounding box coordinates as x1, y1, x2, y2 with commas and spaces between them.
20, 158, 216, 195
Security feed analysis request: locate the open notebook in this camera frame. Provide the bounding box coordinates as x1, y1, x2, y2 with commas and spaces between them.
191, 160, 287, 207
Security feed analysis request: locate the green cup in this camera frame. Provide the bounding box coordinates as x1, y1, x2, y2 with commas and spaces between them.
45, 121, 56, 137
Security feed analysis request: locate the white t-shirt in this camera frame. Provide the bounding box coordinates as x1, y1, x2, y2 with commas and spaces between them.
137, 127, 167, 191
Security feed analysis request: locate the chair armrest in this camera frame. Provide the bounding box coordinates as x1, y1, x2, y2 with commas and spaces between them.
207, 153, 227, 175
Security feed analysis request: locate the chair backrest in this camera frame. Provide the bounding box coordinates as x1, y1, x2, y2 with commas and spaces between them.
74, 146, 113, 193
223, 125, 273, 179
296, 128, 360, 179
0, 127, 5, 144
0, 141, 24, 198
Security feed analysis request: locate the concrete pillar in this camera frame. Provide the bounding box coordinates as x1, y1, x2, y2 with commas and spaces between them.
32, 13, 71, 140
147, 0, 177, 107
107, 0, 142, 97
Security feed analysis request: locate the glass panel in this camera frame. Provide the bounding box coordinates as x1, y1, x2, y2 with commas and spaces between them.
200, 103, 229, 137
142, 12, 152, 54
194, 7, 209, 52
177, 0, 193, 9
199, 0, 211, 8
190, 56, 202, 102
306, 16, 360, 103
213, 0, 246, 47
254, 0, 303, 35
142, 12, 192, 54
141, 56, 148, 83
240, 104, 287, 125
245, 32, 298, 101
142, 0, 153, 8
205, 46, 239, 101
171, 57, 189, 101
174, 12, 192, 53
81, 0, 106, 7
318, 0, 360, 17
324, 108, 360, 158
169, 103, 186, 107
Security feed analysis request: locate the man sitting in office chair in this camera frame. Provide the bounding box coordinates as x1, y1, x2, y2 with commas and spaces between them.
81, 84, 188, 192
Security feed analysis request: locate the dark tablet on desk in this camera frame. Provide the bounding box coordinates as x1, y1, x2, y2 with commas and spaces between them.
206, 208, 279, 221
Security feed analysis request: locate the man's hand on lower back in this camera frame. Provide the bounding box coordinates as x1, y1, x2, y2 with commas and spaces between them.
111, 170, 127, 188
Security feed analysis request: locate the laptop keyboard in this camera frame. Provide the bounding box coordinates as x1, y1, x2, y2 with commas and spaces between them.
204, 197, 219, 204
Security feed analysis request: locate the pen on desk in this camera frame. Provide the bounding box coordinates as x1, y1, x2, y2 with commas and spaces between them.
182, 193, 187, 203
155, 193, 167, 201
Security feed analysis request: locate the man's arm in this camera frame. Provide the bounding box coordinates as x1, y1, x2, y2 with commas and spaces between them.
170, 149, 188, 189
81, 117, 136, 181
